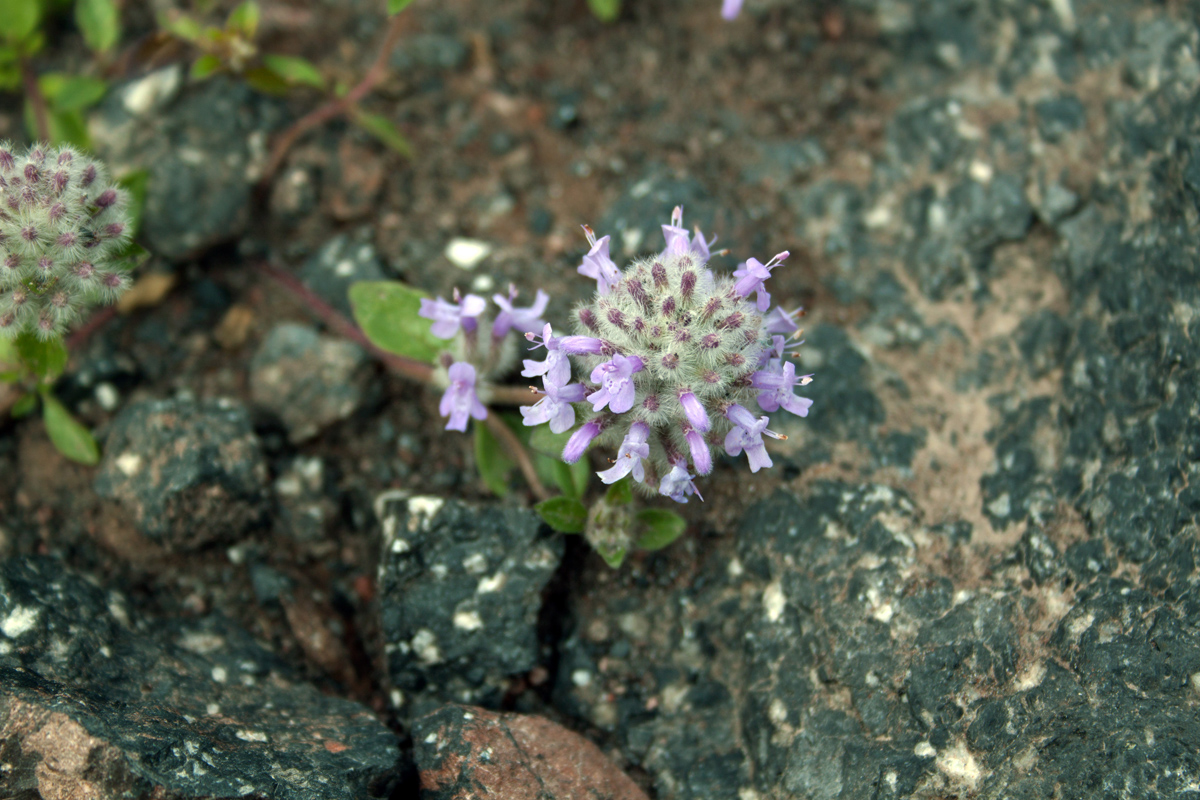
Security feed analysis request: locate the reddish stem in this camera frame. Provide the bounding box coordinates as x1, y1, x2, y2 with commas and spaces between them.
20, 55, 50, 143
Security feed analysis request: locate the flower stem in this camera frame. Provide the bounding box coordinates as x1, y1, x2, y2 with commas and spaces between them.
484, 412, 550, 501
19, 55, 50, 144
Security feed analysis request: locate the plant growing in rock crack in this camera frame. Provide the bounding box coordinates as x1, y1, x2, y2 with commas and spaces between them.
0, 142, 138, 464
336, 205, 813, 567
0, 0, 121, 149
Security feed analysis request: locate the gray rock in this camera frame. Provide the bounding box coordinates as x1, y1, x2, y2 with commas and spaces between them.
94, 398, 268, 550
0, 556, 400, 799
375, 495, 562, 721
299, 233, 388, 318
250, 324, 370, 444
273, 456, 340, 543
388, 34, 469, 72
1035, 95, 1087, 143
90, 73, 286, 259
597, 170, 725, 259
741, 138, 827, 186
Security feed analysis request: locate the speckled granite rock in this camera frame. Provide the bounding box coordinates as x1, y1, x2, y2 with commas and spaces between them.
375, 495, 563, 723
93, 398, 268, 550
0, 556, 400, 800
413, 705, 648, 800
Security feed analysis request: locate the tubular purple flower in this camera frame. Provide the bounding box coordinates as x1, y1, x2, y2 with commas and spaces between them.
563, 419, 603, 464
558, 335, 606, 354
762, 306, 803, 335
723, 404, 784, 473
493, 286, 549, 338
678, 390, 711, 432
732, 251, 789, 312
522, 323, 571, 386
578, 226, 621, 295
439, 362, 488, 431
588, 354, 645, 414
597, 422, 650, 484
419, 290, 487, 339
722, 0, 744, 19
659, 461, 702, 504
520, 375, 587, 434
685, 427, 712, 475
661, 206, 691, 257
751, 361, 814, 417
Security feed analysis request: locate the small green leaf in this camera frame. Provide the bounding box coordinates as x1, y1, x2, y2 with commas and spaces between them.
189, 53, 224, 81
0, 371, 19, 383
348, 281, 444, 364
587, 0, 621, 22
117, 170, 149, 237
534, 496, 587, 534
10, 393, 36, 418
529, 425, 572, 459
226, 1, 259, 38
0, 336, 17, 369
635, 508, 687, 551
15, 333, 67, 383
241, 65, 291, 95
597, 544, 626, 568
75, 0, 120, 53
262, 53, 324, 89
0, 0, 42, 44
41, 392, 100, 465
350, 109, 413, 157
387, 0, 416, 15
47, 75, 108, 110
550, 458, 590, 501
161, 13, 203, 42
49, 109, 90, 149
474, 421, 514, 497
604, 475, 632, 506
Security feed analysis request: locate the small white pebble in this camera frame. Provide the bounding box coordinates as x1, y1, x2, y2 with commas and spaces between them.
445, 238, 492, 270
572, 669, 592, 687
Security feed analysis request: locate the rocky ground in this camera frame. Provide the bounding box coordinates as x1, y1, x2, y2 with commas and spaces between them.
2, 0, 1199, 797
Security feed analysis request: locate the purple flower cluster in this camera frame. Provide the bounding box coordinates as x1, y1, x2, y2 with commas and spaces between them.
519, 207, 814, 503
418, 284, 547, 431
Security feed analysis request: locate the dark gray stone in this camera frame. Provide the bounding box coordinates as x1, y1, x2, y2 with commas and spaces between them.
94, 398, 268, 550
597, 170, 724, 260
0, 556, 400, 799
375, 495, 563, 721
299, 233, 388, 318
250, 323, 370, 443
388, 34, 469, 72
1035, 95, 1087, 143
90, 70, 286, 259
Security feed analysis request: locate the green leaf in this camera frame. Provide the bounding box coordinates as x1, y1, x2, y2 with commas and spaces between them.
387, 0, 416, 14
586, 0, 621, 22
0, 336, 17, 370
41, 392, 100, 465
161, 13, 203, 42
348, 281, 444, 364
15, 333, 66, 383
474, 421, 514, 497
262, 53, 324, 89
117, 169, 149, 237
635, 508, 687, 551
605, 475, 632, 506
528, 425, 572, 459
550, 458, 590, 501
241, 65, 291, 96
75, 0, 120, 53
350, 109, 413, 157
48, 109, 90, 149
0, 0, 42, 44
10, 393, 36, 418
226, 1, 259, 38
190, 53, 224, 81
597, 544, 626, 568
47, 74, 108, 110
534, 496, 587, 534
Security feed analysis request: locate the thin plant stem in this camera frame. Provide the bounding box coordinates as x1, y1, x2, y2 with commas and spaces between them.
485, 412, 550, 501
0, 383, 19, 420
259, 11, 409, 187
19, 55, 50, 143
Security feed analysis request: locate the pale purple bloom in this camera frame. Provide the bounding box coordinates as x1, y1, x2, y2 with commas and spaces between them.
597, 422, 650, 484
752, 360, 814, 417
563, 419, 602, 463
732, 251, 789, 312
493, 287, 549, 338
722, 0, 744, 19
419, 290, 487, 338
661, 206, 718, 260
685, 427, 712, 475
439, 362, 488, 431
587, 354, 644, 414
578, 226, 621, 295
659, 461, 702, 503
724, 404, 783, 473
520, 375, 587, 434
522, 323, 571, 387
762, 306, 803, 336
679, 390, 710, 432
758, 334, 804, 367
558, 335, 606, 354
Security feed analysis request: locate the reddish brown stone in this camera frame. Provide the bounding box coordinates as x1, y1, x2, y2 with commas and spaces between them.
414, 705, 648, 800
